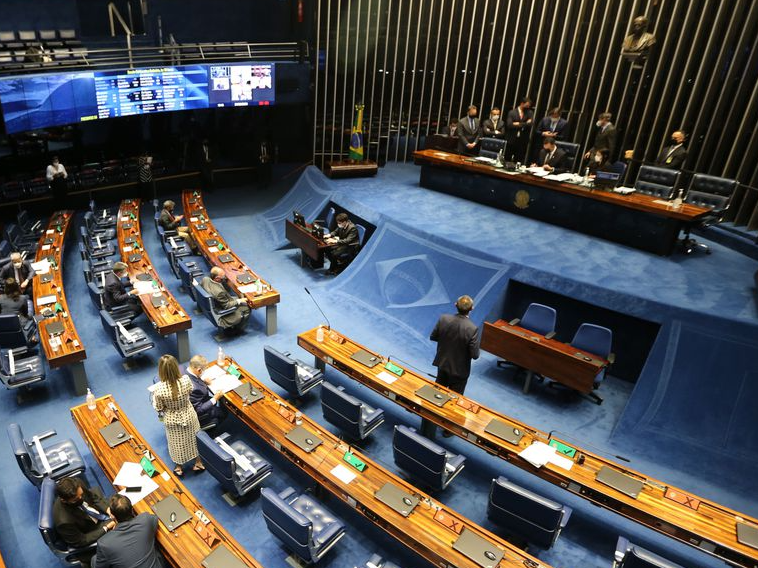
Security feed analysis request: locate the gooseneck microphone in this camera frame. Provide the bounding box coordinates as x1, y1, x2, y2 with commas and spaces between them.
304, 287, 331, 330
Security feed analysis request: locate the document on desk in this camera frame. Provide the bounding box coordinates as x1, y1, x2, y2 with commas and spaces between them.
36, 295, 57, 306
208, 373, 242, 395
376, 370, 399, 384
547, 172, 574, 182
202, 364, 228, 382
113, 462, 146, 486
330, 464, 357, 484
238, 284, 259, 294
519, 442, 556, 468
133, 281, 155, 295
119, 476, 158, 505
208, 246, 219, 253
31, 259, 51, 274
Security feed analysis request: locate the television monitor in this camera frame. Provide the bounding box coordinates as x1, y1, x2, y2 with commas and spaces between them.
208, 63, 275, 107
293, 211, 306, 228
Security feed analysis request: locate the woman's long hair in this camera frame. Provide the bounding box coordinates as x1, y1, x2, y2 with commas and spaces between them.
158, 354, 181, 399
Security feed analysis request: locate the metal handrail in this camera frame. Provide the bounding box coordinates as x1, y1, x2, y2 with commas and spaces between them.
107, 2, 134, 68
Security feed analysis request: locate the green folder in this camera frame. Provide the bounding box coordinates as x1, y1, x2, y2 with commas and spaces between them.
384, 361, 404, 376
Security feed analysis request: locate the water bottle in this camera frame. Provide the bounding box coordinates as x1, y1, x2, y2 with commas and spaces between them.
672, 188, 684, 209
217, 346, 225, 366
316, 325, 325, 343
583, 167, 590, 185
86, 388, 96, 410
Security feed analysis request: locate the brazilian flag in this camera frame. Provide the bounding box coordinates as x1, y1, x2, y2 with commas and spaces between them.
349, 104, 364, 161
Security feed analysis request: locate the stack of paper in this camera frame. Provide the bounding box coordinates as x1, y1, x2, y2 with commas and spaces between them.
113, 462, 159, 504
31, 259, 51, 274
519, 442, 574, 470
201, 364, 241, 394
133, 281, 155, 295
376, 371, 399, 384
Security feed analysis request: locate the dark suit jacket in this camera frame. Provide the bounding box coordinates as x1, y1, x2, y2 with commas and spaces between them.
200, 276, 248, 328
92, 513, 165, 568
506, 107, 534, 136
332, 222, 359, 247
186, 368, 222, 426
536, 147, 567, 173
481, 117, 505, 139
457, 116, 481, 154
656, 144, 687, 170
430, 313, 480, 380
590, 124, 617, 157
536, 116, 568, 140
0, 260, 35, 283
440, 124, 458, 136
158, 209, 180, 231
103, 271, 130, 310
52, 487, 109, 549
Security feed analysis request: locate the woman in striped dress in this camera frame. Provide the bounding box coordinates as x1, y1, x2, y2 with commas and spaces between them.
152, 354, 204, 476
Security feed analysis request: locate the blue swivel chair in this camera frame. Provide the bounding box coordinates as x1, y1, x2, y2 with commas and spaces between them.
358, 554, 401, 568
555, 141, 580, 172
314, 207, 336, 233
7, 423, 86, 488
0, 314, 37, 349
89, 199, 117, 223
263, 345, 324, 399
559, 323, 614, 404
162, 237, 193, 279
4, 223, 38, 254
177, 256, 205, 299
196, 431, 272, 499
99, 310, 154, 359
83, 212, 116, 240
0, 347, 46, 392
193, 280, 240, 331
39, 477, 96, 566
681, 173, 738, 254
0, 240, 12, 267
634, 165, 680, 199
479, 137, 506, 160
79, 245, 112, 279
17, 210, 44, 238
614, 536, 686, 568
487, 476, 572, 550
392, 425, 466, 491
79, 227, 115, 260
330, 224, 366, 273
261, 486, 346, 564
608, 161, 628, 183
320, 381, 385, 440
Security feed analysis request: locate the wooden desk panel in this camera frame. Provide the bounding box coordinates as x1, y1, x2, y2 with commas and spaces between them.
285, 219, 331, 263
71, 395, 262, 568
298, 327, 758, 568
219, 356, 548, 568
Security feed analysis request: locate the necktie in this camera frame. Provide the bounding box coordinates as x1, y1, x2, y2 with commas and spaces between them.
469, 118, 474, 131
551, 121, 557, 131
14, 267, 20, 282
80, 502, 109, 523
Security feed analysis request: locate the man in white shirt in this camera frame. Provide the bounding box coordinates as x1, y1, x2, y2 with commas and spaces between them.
46, 156, 68, 207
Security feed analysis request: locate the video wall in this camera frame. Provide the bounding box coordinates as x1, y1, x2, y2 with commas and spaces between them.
0, 62, 276, 134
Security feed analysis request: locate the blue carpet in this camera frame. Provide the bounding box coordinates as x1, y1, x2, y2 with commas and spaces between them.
0, 163, 755, 568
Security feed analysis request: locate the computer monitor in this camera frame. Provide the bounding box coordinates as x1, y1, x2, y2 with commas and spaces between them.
594, 170, 620, 190
311, 225, 325, 240
293, 211, 306, 227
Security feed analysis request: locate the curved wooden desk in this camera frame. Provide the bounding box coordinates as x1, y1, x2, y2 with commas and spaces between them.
71, 395, 262, 568
298, 327, 758, 568
32, 211, 88, 394
182, 190, 280, 335
218, 354, 549, 568
117, 199, 192, 361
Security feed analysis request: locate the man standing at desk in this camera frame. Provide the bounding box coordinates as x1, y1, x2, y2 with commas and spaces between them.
0, 252, 35, 293
584, 112, 617, 161
325, 212, 359, 274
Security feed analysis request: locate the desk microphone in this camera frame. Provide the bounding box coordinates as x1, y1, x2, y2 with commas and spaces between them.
547, 429, 631, 463
304, 287, 331, 330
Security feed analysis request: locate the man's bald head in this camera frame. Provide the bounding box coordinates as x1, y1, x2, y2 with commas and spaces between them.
210, 267, 225, 280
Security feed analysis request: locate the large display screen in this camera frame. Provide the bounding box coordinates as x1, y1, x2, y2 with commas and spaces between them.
0, 62, 275, 134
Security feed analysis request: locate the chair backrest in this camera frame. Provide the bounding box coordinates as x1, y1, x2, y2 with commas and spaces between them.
0, 314, 28, 348
555, 141, 580, 172
196, 431, 236, 491
571, 323, 612, 359
687, 174, 737, 213
634, 166, 680, 199
99, 310, 118, 340
616, 537, 685, 568
5, 223, 21, 244
39, 477, 68, 556
87, 281, 104, 310
684, 190, 729, 212
7, 422, 38, 485
321, 382, 362, 436
325, 207, 336, 231
193, 281, 218, 324
355, 224, 367, 247
0, 240, 11, 259
608, 161, 627, 182
392, 425, 447, 482
479, 137, 505, 159
520, 303, 557, 336
263, 346, 298, 394
260, 488, 313, 559
17, 210, 30, 229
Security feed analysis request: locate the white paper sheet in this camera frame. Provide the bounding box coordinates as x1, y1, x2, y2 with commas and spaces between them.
548, 453, 574, 471
36, 295, 57, 306
208, 246, 219, 253
376, 371, 398, 384
518, 442, 556, 468
201, 364, 227, 382
31, 259, 51, 274
113, 462, 145, 486
207, 373, 242, 395
117, 476, 159, 505
133, 281, 155, 295
122, 246, 133, 253
41, 245, 51, 251
238, 284, 259, 294
330, 464, 357, 484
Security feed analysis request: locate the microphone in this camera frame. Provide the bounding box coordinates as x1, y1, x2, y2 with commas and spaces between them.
304, 287, 331, 330
547, 429, 631, 463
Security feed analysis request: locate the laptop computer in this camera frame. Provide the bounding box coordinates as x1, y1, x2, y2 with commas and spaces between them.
233, 382, 264, 404
45, 321, 65, 337
136, 273, 152, 281
594, 170, 620, 189
285, 425, 323, 453
202, 544, 248, 568
205, 238, 218, 247
737, 522, 758, 550
124, 236, 137, 244
595, 466, 644, 499
415, 384, 452, 407
484, 419, 524, 445
99, 421, 131, 448
374, 483, 419, 517
350, 349, 381, 368
453, 528, 504, 568
152, 494, 192, 531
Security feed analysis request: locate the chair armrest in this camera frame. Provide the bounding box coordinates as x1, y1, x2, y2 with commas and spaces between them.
314, 521, 344, 545
278, 486, 298, 503
49, 459, 71, 472
560, 505, 573, 529
218, 432, 231, 442
607, 352, 616, 365
508, 318, 520, 326
31, 429, 57, 443
216, 306, 238, 316
9, 346, 33, 357
545, 331, 556, 340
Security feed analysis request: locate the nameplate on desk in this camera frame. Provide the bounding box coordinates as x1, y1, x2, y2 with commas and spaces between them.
233, 383, 263, 404
415, 384, 452, 407
595, 466, 644, 499
456, 398, 480, 413
201, 543, 248, 568
205, 238, 218, 247
196, 224, 208, 230
453, 528, 504, 568
433, 508, 464, 534
664, 488, 700, 510
374, 482, 419, 517
484, 419, 523, 445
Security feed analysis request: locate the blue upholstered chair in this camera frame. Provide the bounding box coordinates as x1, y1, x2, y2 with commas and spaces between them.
516, 303, 557, 337
99, 310, 154, 359
196, 431, 272, 499
392, 425, 466, 491
0, 314, 37, 349
39, 477, 96, 566
87, 282, 136, 325
634, 165, 680, 199
0, 347, 46, 391
162, 237, 193, 279
263, 345, 323, 399
83, 211, 115, 240
572, 323, 613, 402
89, 199, 117, 224
0, 240, 12, 267
320, 381, 385, 440
608, 161, 628, 183
314, 206, 336, 233
487, 476, 572, 550
7, 423, 86, 488
555, 141, 580, 172
357, 554, 401, 568
193, 280, 239, 331
681, 174, 739, 254
479, 137, 506, 160
79, 227, 115, 260
177, 256, 205, 299
16, 210, 44, 238
4, 223, 38, 255
614, 536, 686, 568
261, 486, 346, 564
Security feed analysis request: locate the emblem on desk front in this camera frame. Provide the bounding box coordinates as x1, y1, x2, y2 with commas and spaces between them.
514, 189, 531, 209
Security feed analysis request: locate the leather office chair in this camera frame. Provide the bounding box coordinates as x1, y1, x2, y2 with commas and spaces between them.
314, 206, 337, 233
392, 424, 466, 491
2, 180, 25, 200
83, 211, 116, 240
321, 381, 385, 440
7, 422, 86, 488
261, 486, 346, 564
681, 173, 738, 254
79, 244, 112, 278
487, 476, 572, 550
0, 314, 37, 349
87, 282, 136, 325
39, 477, 96, 566
177, 256, 206, 299
79, 227, 115, 260
554, 323, 614, 405
609, 161, 628, 184
162, 237, 193, 279
479, 137, 506, 160
263, 345, 324, 399
614, 536, 686, 568
27, 176, 51, 197
99, 310, 154, 359
196, 431, 272, 499
4, 223, 38, 255
88, 200, 116, 228
634, 165, 680, 199
0, 346, 46, 391
193, 280, 241, 331
17, 210, 44, 238
358, 554, 401, 568
555, 141, 580, 172
0, 240, 12, 266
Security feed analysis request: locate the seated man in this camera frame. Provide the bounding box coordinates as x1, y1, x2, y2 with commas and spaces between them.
531, 137, 567, 174
186, 354, 227, 428
201, 267, 250, 333
0, 252, 35, 294
92, 493, 166, 568
104, 262, 142, 315
158, 200, 197, 251
53, 477, 114, 563
325, 212, 359, 274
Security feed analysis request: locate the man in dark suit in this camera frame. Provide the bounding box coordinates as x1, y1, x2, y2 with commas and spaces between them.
457, 105, 481, 155
53, 477, 113, 563
186, 354, 226, 428
201, 267, 250, 333
584, 112, 617, 160
91, 494, 165, 568
158, 200, 197, 251
481, 107, 505, 139
441, 117, 459, 136
325, 212, 360, 274
536, 107, 569, 141
506, 97, 534, 162
531, 138, 567, 173
104, 262, 142, 315
0, 252, 35, 293
655, 130, 687, 170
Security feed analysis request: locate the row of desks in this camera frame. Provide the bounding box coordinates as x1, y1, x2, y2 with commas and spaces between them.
297, 327, 758, 568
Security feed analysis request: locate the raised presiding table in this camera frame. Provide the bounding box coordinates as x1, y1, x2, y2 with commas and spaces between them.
117, 199, 192, 361
481, 319, 608, 395
216, 354, 549, 568
413, 149, 710, 255
298, 327, 758, 568
285, 218, 332, 269
32, 211, 88, 394
182, 190, 280, 335
71, 395, 263, 568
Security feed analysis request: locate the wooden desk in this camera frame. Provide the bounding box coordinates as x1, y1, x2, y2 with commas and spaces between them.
219, 356, 549, 568
413, 149, 710, 255
285, 219, 332, 268
325, 159, 378, 178
71, 395, 262, 568
481, 320, 608, 394
298, 327, 758, 568
32, 211, 88, 395
182, 190, 280, 336
117, 199, 192, 361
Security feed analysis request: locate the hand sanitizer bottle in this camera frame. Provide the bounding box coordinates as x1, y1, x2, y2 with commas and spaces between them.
672, 188, 684, 208
217, 346, 225, 366
86, 388, 96, 410
316, 325, 325, 343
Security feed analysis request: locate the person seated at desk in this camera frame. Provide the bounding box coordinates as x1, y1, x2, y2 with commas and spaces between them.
325, 212, 359, 274
531, 137, 567, 173
0, 278, 32, 324
655, 130, 687, 170
201, 267, 250, 334
440, 117, 459, 136
186, 354, 227, 428
104, 262, 143, 315
0, 252, 35, 293
481, 107, 505, 139
53, 477, 113, 564
588, 149, 613, 176
91, 494, 166, 568
158, 200, 197, 252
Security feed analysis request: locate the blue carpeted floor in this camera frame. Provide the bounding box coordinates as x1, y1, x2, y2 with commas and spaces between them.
0, 163, 755, 568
